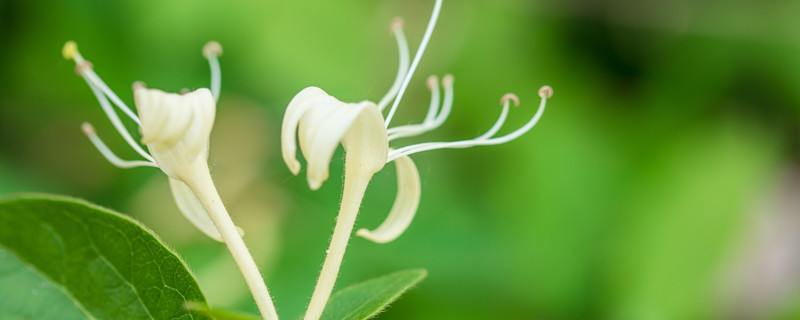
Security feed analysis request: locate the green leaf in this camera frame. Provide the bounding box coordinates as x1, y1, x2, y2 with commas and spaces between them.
184, 302, 260, 320
321, 269, 427, 320
0, 194, 208, 319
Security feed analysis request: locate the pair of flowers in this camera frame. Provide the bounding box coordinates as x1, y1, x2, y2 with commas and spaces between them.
63, 1, 551, 319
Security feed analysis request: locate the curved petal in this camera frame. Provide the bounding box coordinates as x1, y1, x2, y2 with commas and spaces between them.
169, 178, 244, 241
356, 154, 420, 243
281, 87, 333, 175
134, 87, 216, 180
341, 102, 389, 174
283, 87, 388, 190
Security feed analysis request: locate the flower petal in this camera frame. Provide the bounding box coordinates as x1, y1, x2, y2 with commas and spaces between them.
134, 87, 216, 179
281, 87, 332, 175
341, 102, 389, 176
356, 154, 420, 243
169, 177, 243, 241
283, 87, 388, 190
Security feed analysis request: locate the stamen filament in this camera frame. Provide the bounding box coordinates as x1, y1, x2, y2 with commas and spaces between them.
81, 123, 157, 169
386, 75, 440, 141
434, 74, 454, 127
384, 0, 443, 127
64, 42, 142, 126
386, 74, 453, 141
387, 87, 551, 162
377, 18, 411, 111
86, 80, 155, 162
477, 93, 514, 140
203, 41, 223, 102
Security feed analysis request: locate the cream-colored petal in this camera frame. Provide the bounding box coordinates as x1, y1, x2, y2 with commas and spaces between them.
341, 103, 389, 174
300, 101, 383, 189
281, 87, 334, 175
356, 154, 420, 243
169, 178, 243, 241
282, 87, 388, 190
133, 87, 215, 180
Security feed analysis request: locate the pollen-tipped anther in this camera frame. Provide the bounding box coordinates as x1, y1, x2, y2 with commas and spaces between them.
426, 75, 439, 90
442, 74, 454, 87
538, 85, 553, 99
501, 93, 520, 107
62, 41, 78, 60
81, 122, 95, 136
180, 88, 191, 95
203, 41, 223, 59
390, 17, 405, 33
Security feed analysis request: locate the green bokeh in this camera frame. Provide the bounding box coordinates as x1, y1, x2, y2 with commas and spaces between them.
1, 0, 798, 319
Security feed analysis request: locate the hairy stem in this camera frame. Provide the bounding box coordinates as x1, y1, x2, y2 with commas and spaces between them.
186, 166, 279, 320
303, 160, 374, 320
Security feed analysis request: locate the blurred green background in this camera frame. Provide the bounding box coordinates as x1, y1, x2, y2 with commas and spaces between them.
2, 0, 800, 319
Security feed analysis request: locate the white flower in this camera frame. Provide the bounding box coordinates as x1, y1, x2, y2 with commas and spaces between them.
63, 41, 237, 242
63, 41, 280, 320
282, 3, 552, 245
282, 1, 552, 319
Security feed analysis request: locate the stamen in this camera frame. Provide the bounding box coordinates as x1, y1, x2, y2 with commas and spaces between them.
389, 17, 405, 33
424, 75, 441, 122
539, 85, 553, 99
500, 93, 520, 107
87, 80, 155, 162
477, 93, 513, 140
62, 42, 142, 126
432, 74, 454, 127
385, 73, 455, 141
386, 75, 440, 141
384, 0, 444, 127
475, 87, 550, 145
386, 87, 551, 162
74, 61, 93, 75
62, 41, 78, 61
81, 123, 157, 169
377, 18, 411, 111
203, 41, 223, 102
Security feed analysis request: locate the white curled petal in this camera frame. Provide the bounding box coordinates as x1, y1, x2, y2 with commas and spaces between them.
281, 87, 334, 175
179, 89, 216, 158
286, 87, 388, 190
341, 103, 389, 175
134, 87, 215, 179
356, 154, 420, 243
300, 101, 380, 190
136, 88, 215, 154
169, 178, 244, 241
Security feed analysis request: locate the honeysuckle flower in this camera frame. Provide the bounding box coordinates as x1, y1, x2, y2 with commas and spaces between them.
62, 41, 279, 319
281, 1, 552, 319
62, 40, 230, 241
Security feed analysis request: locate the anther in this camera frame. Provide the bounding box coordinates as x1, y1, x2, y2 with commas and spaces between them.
390, 17, 405, 33
538, 85, 553, 99
132, 81, 147, 91
62, 41, 78, 60
500, 93, 520, 107
426, 75, 439, 90
74, 61, 93, 75
81, 122, 96, 136
203, 41, 223, 59
180, 88, 190, 94
442, 74, 454, 87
